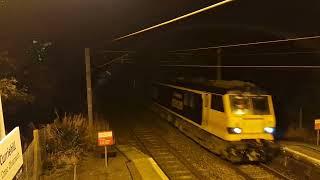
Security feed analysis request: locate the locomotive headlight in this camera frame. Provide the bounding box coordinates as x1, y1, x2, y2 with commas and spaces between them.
264, 127, 275, 134
228, 127, 242, 134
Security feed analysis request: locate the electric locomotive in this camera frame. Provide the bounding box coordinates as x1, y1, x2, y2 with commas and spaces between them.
150, 78, 279, 162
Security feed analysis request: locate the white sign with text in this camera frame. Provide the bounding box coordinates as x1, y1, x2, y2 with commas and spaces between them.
0, 127, 23, 180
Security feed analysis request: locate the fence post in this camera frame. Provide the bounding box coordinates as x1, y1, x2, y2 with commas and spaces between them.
33, 129, 40, 180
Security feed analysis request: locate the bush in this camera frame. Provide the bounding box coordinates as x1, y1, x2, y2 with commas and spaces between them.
44, 114, 91, 172
0, 78, 34, 103
283, 125, 315, 143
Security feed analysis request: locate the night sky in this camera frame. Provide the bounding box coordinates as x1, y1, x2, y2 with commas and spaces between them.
1, 0, 320, 132
1, 0, 320, 48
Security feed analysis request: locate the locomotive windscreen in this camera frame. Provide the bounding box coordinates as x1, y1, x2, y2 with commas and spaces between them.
230, 95, 270, 115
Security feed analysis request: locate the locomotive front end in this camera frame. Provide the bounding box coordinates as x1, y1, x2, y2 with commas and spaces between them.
224, 94, 276, 141
223, 94, 279, 162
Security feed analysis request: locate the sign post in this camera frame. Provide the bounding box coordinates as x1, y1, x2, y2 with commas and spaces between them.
98, 131, 114, 168
0, 95, 6, 139
105, 146, 108, 168
315, 119, 320, 145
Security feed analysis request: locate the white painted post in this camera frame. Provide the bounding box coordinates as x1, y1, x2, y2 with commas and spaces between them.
317, 130, 319, 146
73, 164, 77, 180
105, 146, 108, 168
33, 130, 40, 180
0, 95, 6, 139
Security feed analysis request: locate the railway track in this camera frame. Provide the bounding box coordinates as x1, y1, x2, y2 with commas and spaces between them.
133, 127, 206, 180
236, 163, 292, 180
124, 109, 294, 179
132, 126, 292, 180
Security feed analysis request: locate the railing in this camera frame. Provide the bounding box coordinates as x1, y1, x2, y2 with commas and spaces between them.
18, 129, 42, 180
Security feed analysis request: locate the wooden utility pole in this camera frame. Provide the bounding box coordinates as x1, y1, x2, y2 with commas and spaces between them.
217, 48, 222, 80
85, 48, 93, 129
0, 95, 6, 140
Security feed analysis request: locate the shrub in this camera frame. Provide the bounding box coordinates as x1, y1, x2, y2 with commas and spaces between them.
283, 125, 315, 143
0, 78, 34, 103
44, 114, 90, 172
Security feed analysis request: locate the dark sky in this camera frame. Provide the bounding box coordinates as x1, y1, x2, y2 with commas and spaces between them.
1, 0, 320, 49
2, 0, 320, 127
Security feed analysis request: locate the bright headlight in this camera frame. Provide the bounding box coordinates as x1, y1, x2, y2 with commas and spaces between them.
264, 127, 275, 134
228, 127, 242, 134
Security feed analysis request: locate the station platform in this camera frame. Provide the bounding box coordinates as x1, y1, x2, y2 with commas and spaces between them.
281, 141, 320, 167
42, 145, 167, 180
117, 145, 168, 180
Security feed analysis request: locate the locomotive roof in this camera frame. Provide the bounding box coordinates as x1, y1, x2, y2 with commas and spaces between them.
159, 79, 267, 95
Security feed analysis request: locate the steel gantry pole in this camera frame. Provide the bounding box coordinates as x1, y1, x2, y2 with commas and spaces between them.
217, 48, 222, 80
85, 48, 94, 129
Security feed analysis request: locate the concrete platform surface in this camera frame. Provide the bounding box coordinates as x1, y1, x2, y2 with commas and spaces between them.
281, 141, 320, 166
42, 150, 132, 180
117, 145, 168, 180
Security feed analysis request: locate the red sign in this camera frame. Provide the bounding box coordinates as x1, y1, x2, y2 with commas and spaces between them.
315, 119, 320, 130
98, 131, 114, 146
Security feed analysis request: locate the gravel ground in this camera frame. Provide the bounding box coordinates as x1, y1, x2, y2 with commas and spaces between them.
266, 155, 309, 180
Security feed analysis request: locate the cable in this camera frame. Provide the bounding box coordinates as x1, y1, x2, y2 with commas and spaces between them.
97, 53, 129, 68
167, 50, 320, 57
170, 35, 320, 52
224, 50, 320, 57
99, 50, 135, 53
160, 65, 320, 68
113, 0, 235, 42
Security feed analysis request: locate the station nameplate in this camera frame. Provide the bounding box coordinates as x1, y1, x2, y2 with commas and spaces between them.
0, 127, 23, 180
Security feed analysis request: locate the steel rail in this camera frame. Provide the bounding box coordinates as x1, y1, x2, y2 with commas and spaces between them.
259, 163, 293, 180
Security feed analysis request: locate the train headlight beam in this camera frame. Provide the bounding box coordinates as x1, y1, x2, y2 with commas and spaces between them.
228, 127, 242, 134
264, 127, 275, 134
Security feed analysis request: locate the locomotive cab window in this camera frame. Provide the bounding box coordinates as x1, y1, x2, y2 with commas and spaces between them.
211, 94, 224, 112
230, 95, 270, 115
252, 96, 270, 115
230, 95, 250, 115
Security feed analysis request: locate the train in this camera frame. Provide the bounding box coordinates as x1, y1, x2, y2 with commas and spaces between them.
150, 78, 280, 162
